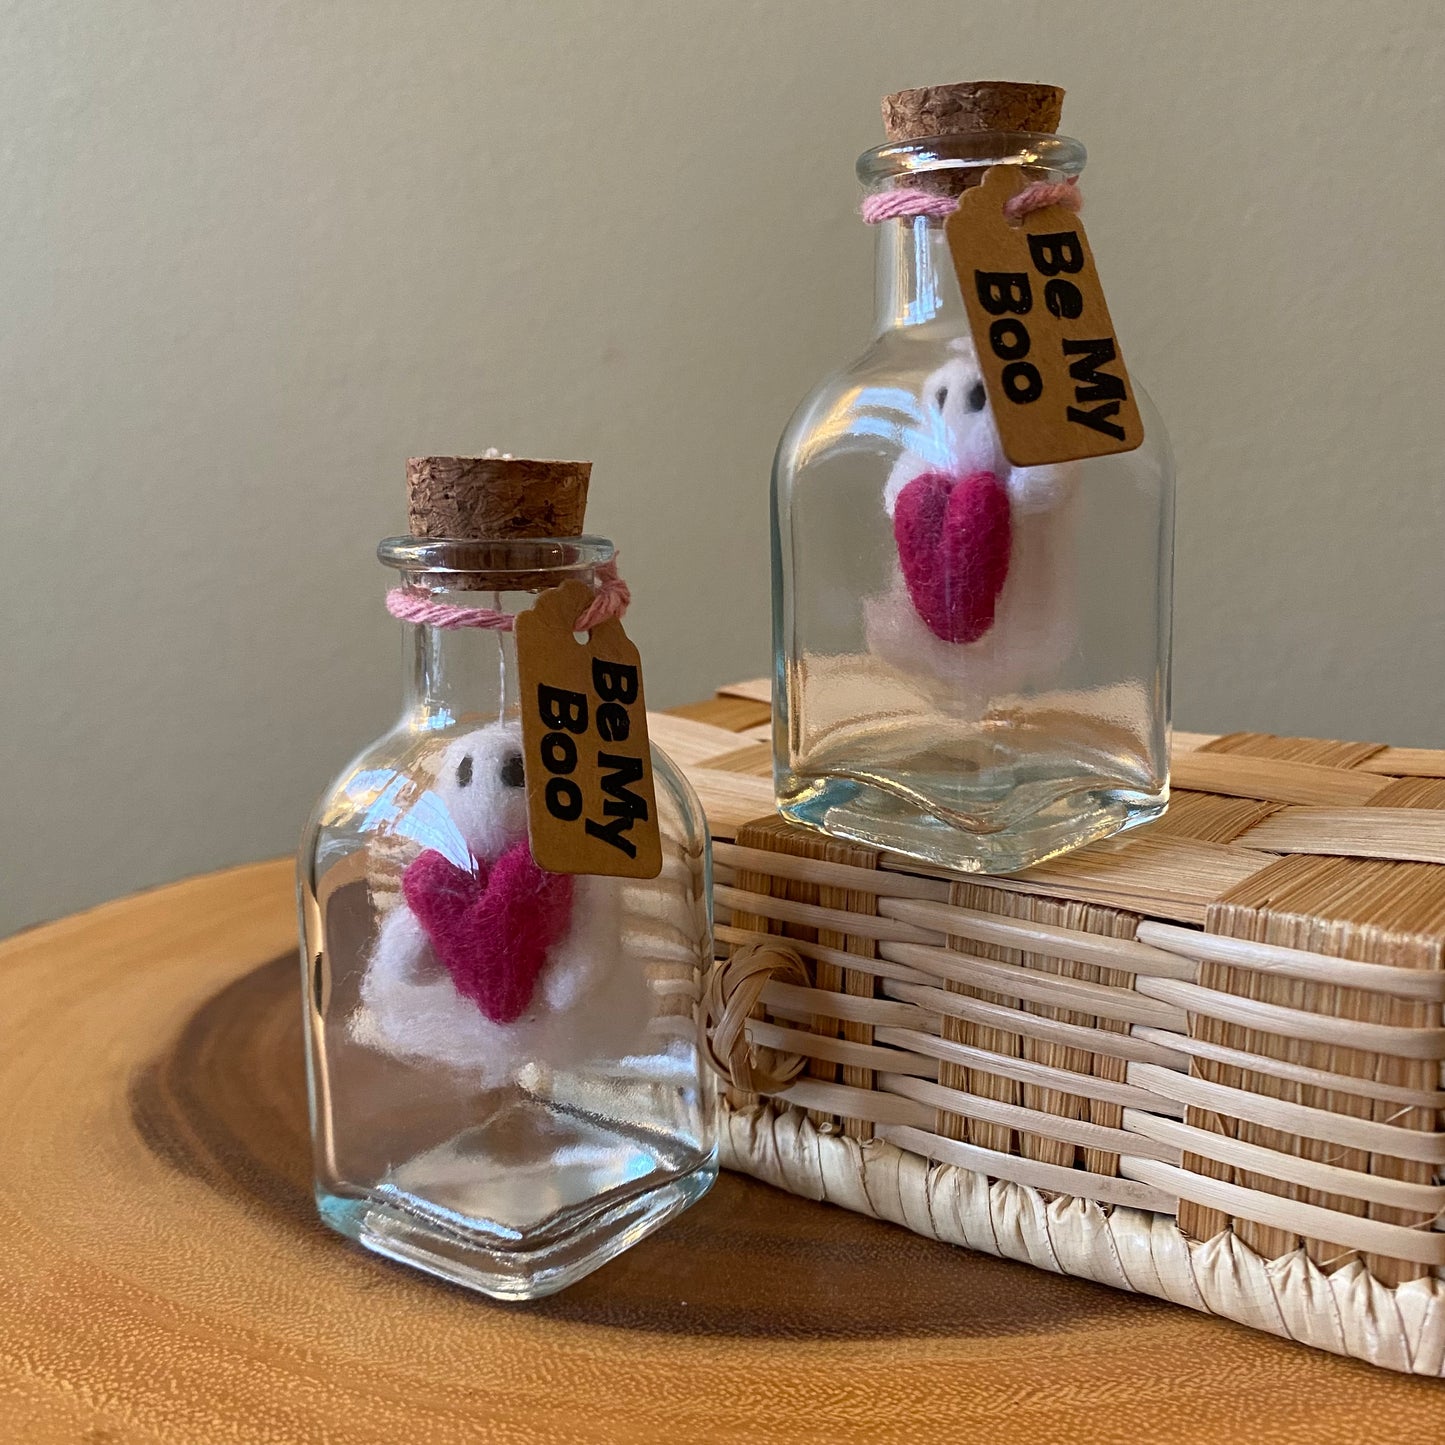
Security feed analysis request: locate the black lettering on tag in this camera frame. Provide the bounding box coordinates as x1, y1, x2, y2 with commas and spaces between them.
946, 165, 1144, 467
515, 581, 662, 878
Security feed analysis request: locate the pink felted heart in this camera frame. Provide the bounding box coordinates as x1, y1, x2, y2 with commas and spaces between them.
402, 843, 575, 1024
892, 469, 1012, 644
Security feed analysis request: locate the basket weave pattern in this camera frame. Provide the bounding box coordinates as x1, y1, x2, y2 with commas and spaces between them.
661, 682, 1445, 1375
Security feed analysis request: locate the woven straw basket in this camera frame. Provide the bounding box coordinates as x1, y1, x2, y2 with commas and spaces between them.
654, 680, 1445, 1377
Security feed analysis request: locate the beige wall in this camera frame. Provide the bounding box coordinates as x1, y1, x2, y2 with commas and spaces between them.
3, 1, 1442, 933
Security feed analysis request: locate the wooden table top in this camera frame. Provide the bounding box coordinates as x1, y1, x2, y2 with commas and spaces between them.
4, 857, 1442, 1443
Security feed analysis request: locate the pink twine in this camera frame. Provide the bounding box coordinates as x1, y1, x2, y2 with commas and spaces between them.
385, 555, 631, 634
861, 175, 1081, 225
573, 557, 631, 632
860, 189, 957, 223
386, 591, 516, 630
1003, 178, 1082, 221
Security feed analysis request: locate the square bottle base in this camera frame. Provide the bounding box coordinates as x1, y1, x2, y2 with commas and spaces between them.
779, 772, 1168, 873
318, 1097, 717, 1300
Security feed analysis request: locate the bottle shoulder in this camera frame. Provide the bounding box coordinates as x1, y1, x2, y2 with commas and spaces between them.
300, 725, 441, 859
774, 326, 1172, 494
299, 722, 710, 875
773, 335, 923, 481
647, 739, 709, 848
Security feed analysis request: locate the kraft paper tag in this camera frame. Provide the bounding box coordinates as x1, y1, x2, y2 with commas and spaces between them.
946, 165, 1144, 468
514, 581, 662, 879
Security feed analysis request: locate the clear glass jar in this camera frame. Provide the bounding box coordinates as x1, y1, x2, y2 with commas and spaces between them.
298, 535, 716, 1299
772, 131, 1173, 872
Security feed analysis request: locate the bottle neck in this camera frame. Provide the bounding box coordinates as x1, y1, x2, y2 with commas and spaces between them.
378, 536, 614, 731
857, 130, 1086, 339
402, 607, 522, 729
872, 216, 961, 336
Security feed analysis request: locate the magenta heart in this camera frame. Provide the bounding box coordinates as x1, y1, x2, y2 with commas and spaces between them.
402, 843, 574, 1023
892, 469, 1012, 644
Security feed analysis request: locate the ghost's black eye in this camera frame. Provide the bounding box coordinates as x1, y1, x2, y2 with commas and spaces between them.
965, 380, 987, 413
934, 385, 948, 411
499, 752, 525, 789
456, 755, 473, 788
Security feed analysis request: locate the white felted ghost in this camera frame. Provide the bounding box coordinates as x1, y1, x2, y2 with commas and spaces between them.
356, 721, 647, 1082
866, 336, 1080, 702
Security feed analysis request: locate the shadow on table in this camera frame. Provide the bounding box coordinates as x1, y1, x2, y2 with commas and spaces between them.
129, 953, 1161, 1342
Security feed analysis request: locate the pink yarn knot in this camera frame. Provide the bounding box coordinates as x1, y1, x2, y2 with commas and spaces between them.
385, 554, 631, 634
861, 174, 1082, 225
1002, 177, 1082, 222
573, 557, 631, 632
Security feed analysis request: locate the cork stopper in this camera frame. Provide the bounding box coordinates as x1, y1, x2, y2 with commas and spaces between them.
404, 455, 592, 590
881, 81, 1064, 143
406, 455, 591, 541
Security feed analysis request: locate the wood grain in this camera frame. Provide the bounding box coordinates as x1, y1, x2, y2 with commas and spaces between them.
3, 860, 1443, 1442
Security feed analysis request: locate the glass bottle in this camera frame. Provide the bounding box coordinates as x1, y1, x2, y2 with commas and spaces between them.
772, 113, 1173, 873
298, 531, 716, 1299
